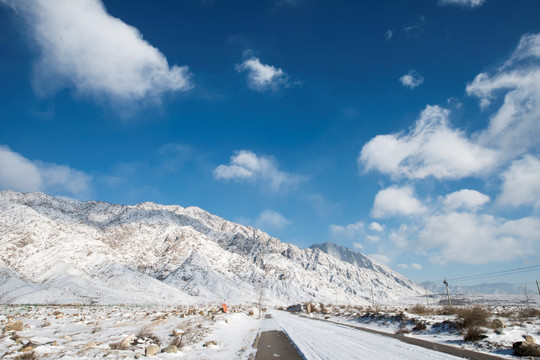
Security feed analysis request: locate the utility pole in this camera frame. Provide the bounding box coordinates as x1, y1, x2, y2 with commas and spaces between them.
424, 287, 429, 306
370, 284, 375, 310
536, 280, 540, 296
443, 278, 452, 307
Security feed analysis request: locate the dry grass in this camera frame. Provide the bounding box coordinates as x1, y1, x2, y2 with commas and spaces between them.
14, 353, 38, 360
136, 326, 161, 346
463, 326, 488, 342
409, 304, 433, 316
455, 305, 491, 329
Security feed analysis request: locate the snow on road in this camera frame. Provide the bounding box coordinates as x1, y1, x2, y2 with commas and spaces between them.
270, 310, 464, 360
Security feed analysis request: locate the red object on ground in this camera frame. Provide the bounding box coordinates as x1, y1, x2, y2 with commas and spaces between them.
222, 303, 228, 313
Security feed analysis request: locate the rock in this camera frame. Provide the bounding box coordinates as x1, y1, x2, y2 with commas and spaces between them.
172, 329, 184, 337
63, 335, 72, 341
523, 335, 536, 343
513, 341, 540, 357
19, 342, 39, 352
161, 345, 178, 353
55, 313, 64, 319
491, 318, 506, 329
3, 320, 24, 332
85, 341, 97, 347
145, 344, 160, 356
120, 334, 135, 348
203, 340, 217, 347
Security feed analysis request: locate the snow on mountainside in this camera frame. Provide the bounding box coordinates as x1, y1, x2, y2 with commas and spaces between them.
0, 191, 424, 305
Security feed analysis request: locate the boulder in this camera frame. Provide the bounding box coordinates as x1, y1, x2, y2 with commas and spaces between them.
19, 342, 39, 352
491, 318, 506, 329
145, 344, 160, 356
523, 335, 536, 344
513, 341, 540, 357
120, 334, 135, 348
161, 345, 178, 353
3, 321, 23, 332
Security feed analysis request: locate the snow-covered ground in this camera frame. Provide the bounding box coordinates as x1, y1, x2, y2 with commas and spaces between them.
0, 304, 261, 359
269, 309, 464, 360
1, 295, 538, 359
287, 295, 540, 359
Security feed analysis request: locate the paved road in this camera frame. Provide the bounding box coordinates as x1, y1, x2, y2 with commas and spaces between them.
255, 330, 304, 360
270, 310, 482, 360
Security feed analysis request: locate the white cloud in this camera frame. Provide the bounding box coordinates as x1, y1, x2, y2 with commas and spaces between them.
353, 242, 364, 250
467, 33, 540, 160
411, 263, 423, 270
498, 155, 540, 208
255, 210, 291, 230
1, 0, 190, 105
236, 56, 290, 92
397, 263, 408, 269
369, 222, 384, 232
443, 189, 490, 212
359, 105, 498, 180
417, 212, 540, 264
369, 254, 391, 266
399, 70, 424, 89
371, 186, 427, 219
0, 145, 92, 198
439, 0, 486, 7
330, 221, 364, 239
213, 150, 302, 191
366, 235, 380, 243
385, 30, 393, 41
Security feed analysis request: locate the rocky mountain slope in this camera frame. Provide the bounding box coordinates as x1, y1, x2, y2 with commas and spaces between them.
0, 191, 424, 305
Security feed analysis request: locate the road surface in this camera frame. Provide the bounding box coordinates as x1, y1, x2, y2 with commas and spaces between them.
268, 310, 466, 360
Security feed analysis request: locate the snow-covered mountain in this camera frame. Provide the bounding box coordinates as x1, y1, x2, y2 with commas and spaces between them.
0, 191, 424, 305
423, 281, 537, 295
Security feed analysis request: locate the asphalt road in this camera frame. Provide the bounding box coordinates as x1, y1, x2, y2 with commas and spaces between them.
255, 330, 304, 360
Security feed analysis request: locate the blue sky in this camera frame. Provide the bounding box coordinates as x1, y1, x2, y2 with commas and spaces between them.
1, 0, 540, 289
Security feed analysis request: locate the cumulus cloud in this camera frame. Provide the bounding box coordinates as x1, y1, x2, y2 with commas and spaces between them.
371, 186, 427, 218
0, 145, 92, 198
213, 150, 302, 191
417, 212, 540, 264
467, 33, 540, 160
1, 0, 190, 105
411, 263, 423, 270
236, 56, 290, 92
255, 209, 291, 230
359, 105, 498, 180
498, 155, 540, 208
443, 189, 490, 212
439, 0, 486, 7
397, 264, 408, 269
400, 70, 424, 89
330, 221, 364, 239
353, 242, 364, 250
369, 222, 384, 232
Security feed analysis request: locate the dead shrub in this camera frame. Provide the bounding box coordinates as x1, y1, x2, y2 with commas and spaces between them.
463, 326, 487, 342
409, 304, 432, 316
14, 353, 38, 360
456, 305, 491, 329
136, 326, 161, 346
435, 305, 457, 316
517, 308, 540, 320
412, 321, 427, 331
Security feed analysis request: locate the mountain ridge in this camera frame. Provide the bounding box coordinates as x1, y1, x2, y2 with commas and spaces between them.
0, 190, 424, 305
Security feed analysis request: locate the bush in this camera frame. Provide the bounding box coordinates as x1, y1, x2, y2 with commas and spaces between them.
136, 326, 161, 346
456, 305, 491, 329
409, 304, 432, 316
463, 326, 487, 342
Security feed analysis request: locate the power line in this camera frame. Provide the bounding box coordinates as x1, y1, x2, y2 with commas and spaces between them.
446, 264, 540, 283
